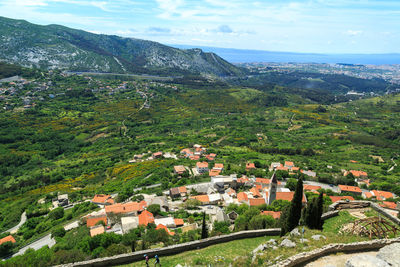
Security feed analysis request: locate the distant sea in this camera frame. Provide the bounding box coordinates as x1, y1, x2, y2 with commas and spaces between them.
171, 45, 400, 65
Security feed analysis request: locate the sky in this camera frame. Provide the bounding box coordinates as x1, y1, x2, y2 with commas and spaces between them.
0, 0, 399, 54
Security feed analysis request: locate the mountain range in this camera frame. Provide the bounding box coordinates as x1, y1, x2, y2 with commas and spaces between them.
0, 16, 242, 77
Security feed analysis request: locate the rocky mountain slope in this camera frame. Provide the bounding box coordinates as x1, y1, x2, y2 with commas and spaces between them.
0, 16, 242, 76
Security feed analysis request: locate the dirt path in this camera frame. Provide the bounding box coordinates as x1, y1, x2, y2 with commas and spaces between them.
304, 251, 378, 267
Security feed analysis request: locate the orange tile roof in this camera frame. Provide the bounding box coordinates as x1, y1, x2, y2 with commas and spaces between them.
237, 192, 248, 202
209, 169, 221, 176
303, 185, 321, 191
372, 190, 394, 200
214, 163, 224, 169
261, 211, 282, 219
237, 177, 249, 184
90, 226, 105, 237
291, 167, 300, 171
276, 192, 307, 203
178, 186, 187, 193
189, 155, 200, 160
348, 170, 368, 177
105, 201, 147, 214
255, 184, 263, 191
0, 235, 16, 246
285, 161, 294, 167
87, 216, 107, 227
350, 160, 358, 163
156, 224, 175, 235
174, 165, 186, 173
246, 163, 256, 169
153, 151, 163, 157
276, 166, 289, 171
338, 185, 362, 193
92, 194, 113, 204
250, 187, 261, 198
249, 198, 266, 206
256, 178, 270, 184
138, 210, 154, 226
174, 218, 184, 226
329, 196, 355, 203
196, 161, 209, 168
191, 195, 210, 203
380, 201, 397, 210
364, 192, 373, 199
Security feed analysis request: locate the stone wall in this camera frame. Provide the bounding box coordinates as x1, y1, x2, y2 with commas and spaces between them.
321, 210, 339, 220
370, 202, 400, 225
273, 237, 400, 267
58, 228, 281, 267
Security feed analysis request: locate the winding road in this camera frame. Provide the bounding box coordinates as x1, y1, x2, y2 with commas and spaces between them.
1, 211, 26, 234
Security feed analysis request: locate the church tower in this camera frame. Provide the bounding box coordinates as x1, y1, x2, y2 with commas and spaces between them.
267, 172, 277, 205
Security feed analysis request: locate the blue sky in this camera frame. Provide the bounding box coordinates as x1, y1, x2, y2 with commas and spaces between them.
0, 0, 399, 54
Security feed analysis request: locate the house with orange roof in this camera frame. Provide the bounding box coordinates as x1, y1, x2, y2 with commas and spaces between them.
249, 198, 266, 206
214, 163, 224, 170
329, 196, 355, 203
284, 161, 294, 170
255, 178, 282, 188
178, 186, 187, 197
338, 185, 362, 196
86, 215, 108, 228
105, 201, 147, 216
363, 191, 374, 199
272, 192, 307, 204
291, 167, 300, 172
0, 235, 16, 246
90, 225, 105, 237
174, 218, 184, 227
190, 195, 210, 205
209, 169, 221, 177
380, 201, 397, 210
237, 192, 248, 203
189, 155, 200, 161
237, 176, 250, 185
246, 163, 256, 170
261, 211, 282, 219
196, 162, 209, 173
174, 165, 187, 175
250, 187, 261, 198
269, 162, 282, 171
371, 190, 394, 201
180, 148, 193, 158
138, 210, 155, 226
346, 170, 368, 178
276, 165, 289, 171
156, 224, 175, 236
301, 170, 317, 178
153, 151, 163, 158
92, 194, 114, 205
205, 153, 216, 161
303, 185, 321, 192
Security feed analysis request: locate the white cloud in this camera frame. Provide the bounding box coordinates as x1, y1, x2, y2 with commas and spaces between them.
346, 30, 363, 36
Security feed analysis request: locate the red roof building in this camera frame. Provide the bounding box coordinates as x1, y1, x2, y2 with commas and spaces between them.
261, 211, 282, 219
303, 185, 321, 192
174, 218, 184, 227
338, 185, 362, 195
86, 215, 107, 228
250, 187, 261, 198
105, 201, 147, 215
380, 201, 397, 210
191, 195, 210, 204
156, 224, 175, 236
249, 198, 266, 206
246, 163, 256, 170
0, 235, 16, 246
372, 190, 394, 200
329, 196, 355, 203
237, 192, 248, 203
92, 194, 114, 205
138, 210, 155, 226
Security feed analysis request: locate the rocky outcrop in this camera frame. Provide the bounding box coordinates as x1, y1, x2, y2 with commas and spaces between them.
345, 254, 389, 267
376, 242, 400, 266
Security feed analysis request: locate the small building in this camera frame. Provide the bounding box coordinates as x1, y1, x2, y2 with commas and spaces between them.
284, 161, 294, 169
196, 162, 209, 174
346, 170, 368, 178
181, 223, 198, 233
249, 198, 266, 206
209, 169, 221, 177
206, 153, 216, 161
191, 195, 210, 205
208, 194, 222, 205
121, 216, 139, 234
174, 218, 184, 227
246, 163, 256, 170
214, 163, 224, 171
156, 224, 175, 236
371, 190, 394, 201
228, 211, 238, 222
86, 215, 107, 228
92, 194, 114, 206
0, 235, 16, 246
211, 174, 236, 192
250, 187, 261, 198
237, 192, 248, 203
301, 170, 317, 178
105, 201, 147, 216
380, 201, 397, 210
174, 165, 187, 175
212, 209, 229, 223
154, 217, 176, 228
303, 185, 321, 192
90, 225, 105, 237
261, 211, 281, 219
153, 151, 163, 158
269, 162, 282, 171
169, 187, 187, 199
149, 196, 170, 212
338, 185, 362, 196
138, 210, 154, 226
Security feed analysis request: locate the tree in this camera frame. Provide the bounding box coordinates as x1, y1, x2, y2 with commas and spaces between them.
49, 207, 64, 220
285, 178, 297, 191
147, 204, 161, 216
51, 227, 66, 238
201, 212, 208, 239
281, 177, 303, 236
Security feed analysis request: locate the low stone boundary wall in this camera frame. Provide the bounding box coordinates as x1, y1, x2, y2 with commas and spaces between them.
273, 237, 400, 267
370, 202, 400, 225
321, 210, 339, 220
59, 228, 281, 267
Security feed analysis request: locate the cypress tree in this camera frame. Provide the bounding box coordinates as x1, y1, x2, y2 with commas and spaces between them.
284, 177, 304, 235
201, 212, 208, 239
316, 192, 324, 229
